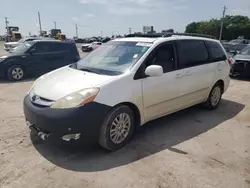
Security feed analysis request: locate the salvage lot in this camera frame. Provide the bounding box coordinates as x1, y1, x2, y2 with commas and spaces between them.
0, 43, 250, 187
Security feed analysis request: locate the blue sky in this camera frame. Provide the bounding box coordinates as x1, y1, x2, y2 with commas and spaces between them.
1, 0, 250, 38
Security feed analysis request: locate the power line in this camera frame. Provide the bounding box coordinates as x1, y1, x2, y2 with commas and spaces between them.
219, 6, 227, 41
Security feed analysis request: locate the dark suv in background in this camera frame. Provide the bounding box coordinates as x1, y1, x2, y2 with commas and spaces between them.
0, 40, 80, 81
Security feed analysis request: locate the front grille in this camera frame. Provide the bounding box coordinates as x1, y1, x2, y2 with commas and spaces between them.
234, 60, 249, 69
29, 91, 54, 107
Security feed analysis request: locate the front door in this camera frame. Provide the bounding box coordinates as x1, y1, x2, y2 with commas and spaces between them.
142, 42, 187, 122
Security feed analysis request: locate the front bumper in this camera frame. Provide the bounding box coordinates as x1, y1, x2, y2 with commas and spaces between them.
23, 95, 111, 144
230, 63, 250, 77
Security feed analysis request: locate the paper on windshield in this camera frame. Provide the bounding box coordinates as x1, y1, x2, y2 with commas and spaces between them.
136, 42, 152, 47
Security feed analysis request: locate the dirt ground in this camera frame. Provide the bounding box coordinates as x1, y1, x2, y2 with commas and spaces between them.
0, 76, 250, 188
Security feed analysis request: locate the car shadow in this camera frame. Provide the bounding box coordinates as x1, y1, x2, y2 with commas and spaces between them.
31, 99, 245, 172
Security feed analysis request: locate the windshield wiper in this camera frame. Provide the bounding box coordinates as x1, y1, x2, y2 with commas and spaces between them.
79, 68, 100, 74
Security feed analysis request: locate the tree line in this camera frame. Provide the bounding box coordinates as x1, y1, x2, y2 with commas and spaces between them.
185, 15, 250, 40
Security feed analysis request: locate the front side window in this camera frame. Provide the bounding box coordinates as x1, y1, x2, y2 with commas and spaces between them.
77, 41, 151, 75
147, 43, 175, 73
177, 40, 209, 69
206, 41, 226, 61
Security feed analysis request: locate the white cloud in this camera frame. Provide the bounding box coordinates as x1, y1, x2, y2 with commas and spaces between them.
72, 17, 78, 22
79, 0, 107, 4
85, 13, 96, 18
78, 0, 189, 15
228, 0, 250, 17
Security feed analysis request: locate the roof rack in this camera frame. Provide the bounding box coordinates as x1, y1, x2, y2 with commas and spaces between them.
125, 32, 216, 39
125, 33, 163, 38
162, 32, 216, 39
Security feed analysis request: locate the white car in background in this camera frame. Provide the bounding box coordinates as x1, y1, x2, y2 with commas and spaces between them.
4, 37, 41, 51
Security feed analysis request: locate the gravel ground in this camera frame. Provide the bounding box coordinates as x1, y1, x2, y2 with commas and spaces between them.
0, 43, 249, 188
0, 78, 249, 188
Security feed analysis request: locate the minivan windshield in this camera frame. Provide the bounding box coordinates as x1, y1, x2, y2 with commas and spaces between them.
240, 45, 250, 55
11, 42, 33, 53
77, 41, 151, 74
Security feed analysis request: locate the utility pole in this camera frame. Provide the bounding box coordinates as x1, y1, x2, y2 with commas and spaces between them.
129, 28, 132, 34
38, 12, 42, 36
101, 30, 102, 37
53, 21, 57, 29
219, 6, 227, 41
5, 17, 10, 42
5, 17, 9, 34
75, 23, 78, 38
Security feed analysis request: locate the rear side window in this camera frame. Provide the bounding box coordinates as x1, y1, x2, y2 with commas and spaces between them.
177, 40, 209, 69
51, 43, 70, 52
206, 41, 226, 61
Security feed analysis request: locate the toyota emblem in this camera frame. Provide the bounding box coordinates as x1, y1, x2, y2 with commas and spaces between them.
32, 95, 37, 101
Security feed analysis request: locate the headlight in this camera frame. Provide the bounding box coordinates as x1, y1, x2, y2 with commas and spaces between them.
50, 88, 99, 109
0, 56, 8, 62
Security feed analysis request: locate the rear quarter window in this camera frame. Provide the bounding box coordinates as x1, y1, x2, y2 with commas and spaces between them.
177, 40, 209, 69
206, 41, 226, 61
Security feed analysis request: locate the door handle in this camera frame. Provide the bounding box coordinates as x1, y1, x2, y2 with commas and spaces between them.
185, 71, 192, 76
176, 73, 184, 78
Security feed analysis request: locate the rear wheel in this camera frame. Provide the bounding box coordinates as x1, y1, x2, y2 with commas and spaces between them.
203, 83, 223, 110
98, 105, 135, 151
7, 65, 24, 81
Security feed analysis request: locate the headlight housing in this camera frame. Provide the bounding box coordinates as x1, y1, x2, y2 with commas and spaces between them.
50, 88, 99, 109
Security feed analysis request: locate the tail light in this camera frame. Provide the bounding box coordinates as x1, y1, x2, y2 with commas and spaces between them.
228, 58, 232, 65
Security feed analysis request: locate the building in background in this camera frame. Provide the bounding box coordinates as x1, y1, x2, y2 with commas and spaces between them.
143, 26, 155, 34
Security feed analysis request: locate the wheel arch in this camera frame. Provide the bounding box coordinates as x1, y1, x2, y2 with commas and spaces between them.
113, 102, 141, 130
214, 79, 225, 93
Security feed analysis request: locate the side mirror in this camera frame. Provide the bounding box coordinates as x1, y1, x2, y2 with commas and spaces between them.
28, 48, 35, 54
145, 65, 163, 77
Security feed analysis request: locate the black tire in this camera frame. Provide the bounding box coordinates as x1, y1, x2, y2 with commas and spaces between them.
98, 105, 135, 151
203, 83, 223, 110
7, 65, 24, 81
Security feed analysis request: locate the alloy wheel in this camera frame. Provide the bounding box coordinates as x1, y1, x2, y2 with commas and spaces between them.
109, 113, 131, 144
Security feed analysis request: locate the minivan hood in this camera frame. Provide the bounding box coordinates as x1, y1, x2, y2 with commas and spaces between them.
33, 66, 115, 101
233, 54, 250, 61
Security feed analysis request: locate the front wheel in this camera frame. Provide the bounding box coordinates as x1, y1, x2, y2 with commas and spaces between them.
7, 65, 25, 81
98, 105, 135, 151
203, 84, 223, 110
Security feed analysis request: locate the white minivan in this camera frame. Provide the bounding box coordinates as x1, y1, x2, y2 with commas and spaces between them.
23, 33, 231, 151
